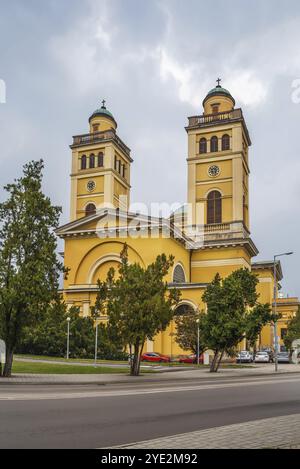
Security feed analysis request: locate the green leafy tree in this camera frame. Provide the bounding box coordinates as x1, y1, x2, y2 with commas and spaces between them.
245, 303, 276, 356
17, 294, 125, 360
0, 160, 65, 377
90, 278, 110, 320
93, 322, 128, 360
201, 269, 259, 372
106, 244, 180, 376
18, 296, 68, 356
91, 278, 126, 360
175, 310, 207, 357
284, 307, 300, 353
66, 307, 95, 358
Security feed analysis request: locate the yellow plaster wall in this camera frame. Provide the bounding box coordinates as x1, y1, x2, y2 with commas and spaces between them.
203, 95, 234, 114
92, 260, 121, 283
63, 234, 190, 288
89, 115, 116, 132
191, 247, 251, 283
196, 160, 232, 180
77, 175, 105, 195
76, 196, 104, 218
114, 179, 128, 197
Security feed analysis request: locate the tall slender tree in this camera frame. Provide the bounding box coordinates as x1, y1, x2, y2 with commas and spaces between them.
106, 244, 180, 376
201, 269, 260, 372
0, 160, 65, 377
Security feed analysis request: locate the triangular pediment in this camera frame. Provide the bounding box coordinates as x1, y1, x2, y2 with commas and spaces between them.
56, 208, 167, 236
56, 208, 193, 248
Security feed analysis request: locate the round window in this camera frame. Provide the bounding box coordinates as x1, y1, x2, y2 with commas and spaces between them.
87, 180, 96, 192
208, 165, 220, 178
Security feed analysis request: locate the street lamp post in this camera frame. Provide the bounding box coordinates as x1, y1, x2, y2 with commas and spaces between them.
273, 252, 293, 372
196, 318, 200, 366
66, 317, 71, 360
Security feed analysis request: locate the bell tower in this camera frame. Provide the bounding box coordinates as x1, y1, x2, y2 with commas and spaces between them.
186, 79, 251, 240
69, 101, 132, 220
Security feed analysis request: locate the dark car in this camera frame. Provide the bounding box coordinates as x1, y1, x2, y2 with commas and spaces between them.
277, 352, 290, 364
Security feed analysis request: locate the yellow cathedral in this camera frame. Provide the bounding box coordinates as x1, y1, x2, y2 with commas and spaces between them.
56, 83, 299, 356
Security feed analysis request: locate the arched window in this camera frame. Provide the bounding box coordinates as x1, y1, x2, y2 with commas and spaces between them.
199, 138, 207, 154
222, 134, 230, 151
173, 264, 186, 283
85, 203, 96, 217
89, 154, 95, 168
210, 136, 218, 152
212, 104, 219, 115
81, 155, 87, 170
207, 190, 222, 224
174, 303, 195, 316
98, 152, 104, 167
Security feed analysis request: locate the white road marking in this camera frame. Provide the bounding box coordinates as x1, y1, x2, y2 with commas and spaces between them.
1, 376, 300, 401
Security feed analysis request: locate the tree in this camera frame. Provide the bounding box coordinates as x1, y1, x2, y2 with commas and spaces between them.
0, 160, 65, 377
91, 278, 110, 321
106, 244, 180, 376
175, 310, 206, 357
93, 322, 127, 360
91, 278, 126, 360
201, 269, 260, 372
66, 307, 95, 358
245, 303, 276, 356
17, 296, 68, 357
17, 294, 126, 360
284, 307, 300, 353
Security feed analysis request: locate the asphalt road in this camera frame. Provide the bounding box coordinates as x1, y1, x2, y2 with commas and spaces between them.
1, 374, 300, 448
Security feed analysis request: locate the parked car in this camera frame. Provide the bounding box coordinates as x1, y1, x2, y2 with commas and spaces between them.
236, 351, 253, 363
141, 352, 170, 363
254, 351, 270, 363
277, 352, 290, 364
178, 354, 204, 364
261, 348, 274, 362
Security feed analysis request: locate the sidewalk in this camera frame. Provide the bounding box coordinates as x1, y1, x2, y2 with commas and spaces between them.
1, 363, 300, 385
112, 413, 300, 449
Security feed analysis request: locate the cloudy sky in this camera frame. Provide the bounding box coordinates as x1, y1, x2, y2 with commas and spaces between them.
0, 0, 299, 296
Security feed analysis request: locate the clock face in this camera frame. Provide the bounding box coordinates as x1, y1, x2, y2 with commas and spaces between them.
208, 165, 220, 178
87, 180, 96, 192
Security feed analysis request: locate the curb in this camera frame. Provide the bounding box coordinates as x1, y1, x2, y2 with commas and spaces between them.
1, 369, 300, 386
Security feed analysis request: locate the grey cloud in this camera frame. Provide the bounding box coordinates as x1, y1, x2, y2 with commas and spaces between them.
0, 0, 299, 295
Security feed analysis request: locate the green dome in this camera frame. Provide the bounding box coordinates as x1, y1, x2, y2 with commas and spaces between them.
89, 101, 117, 125
203, 84, 235, 106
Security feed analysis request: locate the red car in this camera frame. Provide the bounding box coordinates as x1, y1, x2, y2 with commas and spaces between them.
141, 352, 170, 363
178, 354, 203, 364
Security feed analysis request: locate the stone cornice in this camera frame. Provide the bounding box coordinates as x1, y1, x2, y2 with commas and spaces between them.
252, 260, 283, 281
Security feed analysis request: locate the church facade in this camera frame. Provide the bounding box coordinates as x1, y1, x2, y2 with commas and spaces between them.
56, 83, 298, 356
